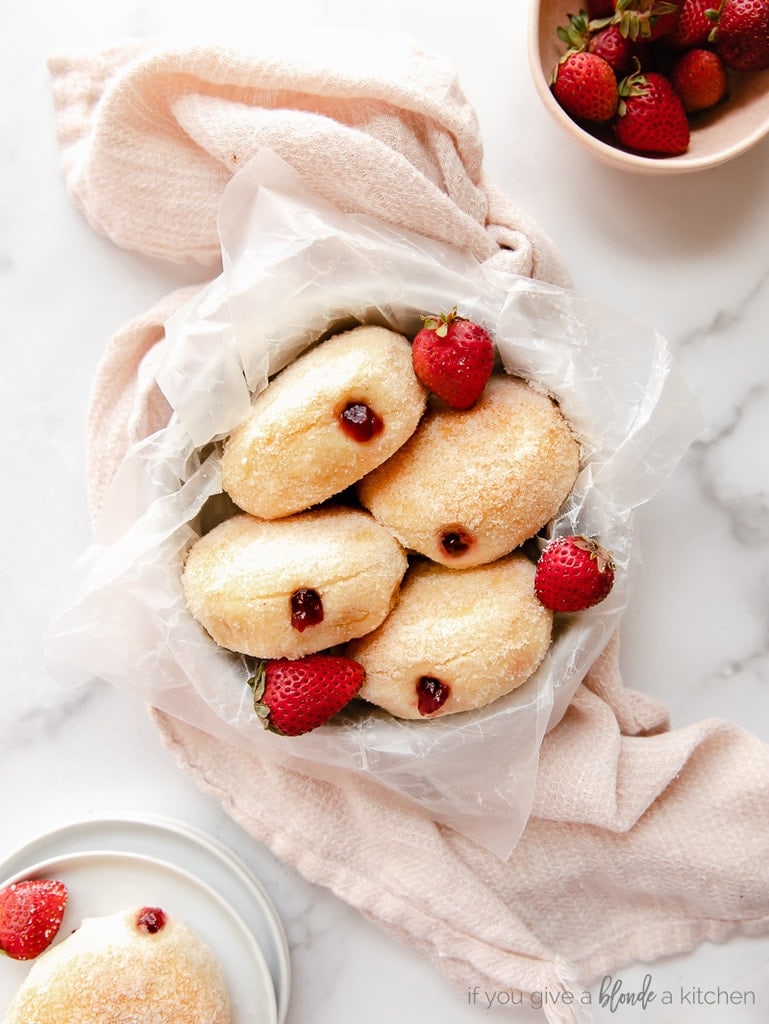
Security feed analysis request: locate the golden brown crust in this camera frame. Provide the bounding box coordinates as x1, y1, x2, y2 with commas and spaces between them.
182, 507, 408, 659
221, 324, 427, 519
347, 554, 553, 719
357, 375, 580, 567
4, 909, 230, 1024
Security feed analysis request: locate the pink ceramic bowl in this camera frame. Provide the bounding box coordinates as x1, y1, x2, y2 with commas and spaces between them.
528, 0, 769, 174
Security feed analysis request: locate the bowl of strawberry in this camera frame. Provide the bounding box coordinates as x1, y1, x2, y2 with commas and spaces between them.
529, 0, 769, 172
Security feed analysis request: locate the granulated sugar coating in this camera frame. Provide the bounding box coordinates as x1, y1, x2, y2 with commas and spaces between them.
349, 554, 553, 718
4, 907, 231, 1023
357, 375, 580, 568
221, 324, 427, 520
182, 506, 408, 659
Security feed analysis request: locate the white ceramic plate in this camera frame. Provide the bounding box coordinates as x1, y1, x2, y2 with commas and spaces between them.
0, 816, 290, 1024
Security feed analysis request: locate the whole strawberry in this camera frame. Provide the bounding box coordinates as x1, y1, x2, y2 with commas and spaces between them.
554, 7, 634, 70
250, 654, 365, 736
534, 536, 616, 612
0, 878, 68, 960
411, 308, 494, 410
671, 48, 729, 111
551, 50, 619, 123
666, 0, 716, 47
712, 0, 769, 71
614, 66, 690, 153
589, 24, 638, 74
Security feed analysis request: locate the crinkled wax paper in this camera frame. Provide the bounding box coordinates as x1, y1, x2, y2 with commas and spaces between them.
45, 150, 702, 858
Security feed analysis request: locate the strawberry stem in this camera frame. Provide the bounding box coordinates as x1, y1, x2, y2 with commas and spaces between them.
421, 306, 459, 338
556, 11, 591, 51
247, 661, 271, 726
612, 0, 678, 39
573, 535, 616, 573
617, 57, 649, 114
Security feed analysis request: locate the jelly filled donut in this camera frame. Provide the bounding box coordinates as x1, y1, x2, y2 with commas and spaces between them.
357, 375, 580, 567
347, 554, 552, 719
182, 506, 408, 659
221, 324, 427, 519
4, 907, 230, 1024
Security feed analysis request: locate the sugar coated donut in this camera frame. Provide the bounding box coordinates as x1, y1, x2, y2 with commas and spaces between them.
4, 907, 230, 1024
347, 554, 552, 719
357, 375, 580, 567
182, 506, 408, 659
221, 324, 427, 519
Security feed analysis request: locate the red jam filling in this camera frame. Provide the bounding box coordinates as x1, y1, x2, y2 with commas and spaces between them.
136, 907, 166, 934
291, 588, 324, 632
439, 527, 474, 557
338, 401, 384, 442
416, 676, 450, 716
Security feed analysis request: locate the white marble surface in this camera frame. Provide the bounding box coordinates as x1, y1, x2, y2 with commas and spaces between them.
1, 1, 768, 1022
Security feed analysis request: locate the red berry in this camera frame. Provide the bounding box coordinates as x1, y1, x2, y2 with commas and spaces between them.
552, 51, 619, 123
614, 68, 690, 154
666, 0, 717, 47
534, 536, 616, 613
713, 0, 769, 71
411, 308, 494, 410
250, 654, 365, 736
589, 25, 637, 74
671, 48, 729, 111
0, 879, 68, 961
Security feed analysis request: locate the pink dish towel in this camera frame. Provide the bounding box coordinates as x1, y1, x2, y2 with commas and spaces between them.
48, 35, 769, 1022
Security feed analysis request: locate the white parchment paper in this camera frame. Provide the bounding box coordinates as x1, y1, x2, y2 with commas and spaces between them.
45, 151, 702, 857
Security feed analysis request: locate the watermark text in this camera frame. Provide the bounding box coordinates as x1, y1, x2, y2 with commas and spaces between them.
467, 973, 757, 1013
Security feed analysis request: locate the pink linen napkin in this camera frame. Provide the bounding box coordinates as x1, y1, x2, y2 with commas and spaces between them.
48, 35, 769, 1022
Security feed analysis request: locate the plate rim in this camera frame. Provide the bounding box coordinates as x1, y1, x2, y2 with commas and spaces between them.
0, 814, 291, 1024
1, 846, 277, 1024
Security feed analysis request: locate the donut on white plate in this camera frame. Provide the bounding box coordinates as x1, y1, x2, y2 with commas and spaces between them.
4, 906, 230, 1024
